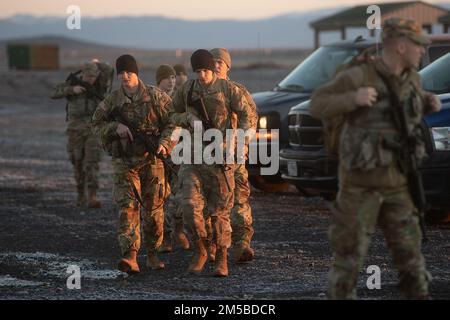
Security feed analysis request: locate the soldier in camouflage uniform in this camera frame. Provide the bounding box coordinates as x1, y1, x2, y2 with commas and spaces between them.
92, 54, 175, 274
51, 62, 105, 208
170, 49, 254, 277
155, 64, 191, 253
310, 18, 441, 299
209, 48, 258, 264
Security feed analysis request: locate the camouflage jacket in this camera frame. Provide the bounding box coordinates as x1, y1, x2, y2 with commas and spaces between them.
310, 57, 439, 171
51, 78, 102, 131
92, 79, 175, 167
171, 75, 255, 141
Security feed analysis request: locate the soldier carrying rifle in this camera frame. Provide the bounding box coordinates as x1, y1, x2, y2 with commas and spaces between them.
92, 54, 176, 274
51, 61, 113, 208
310, 18, 441, 299
170, 49, 254, 277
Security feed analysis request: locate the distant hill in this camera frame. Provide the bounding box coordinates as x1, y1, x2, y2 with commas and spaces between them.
0, 8, 347, 49
2, 3, 449, 49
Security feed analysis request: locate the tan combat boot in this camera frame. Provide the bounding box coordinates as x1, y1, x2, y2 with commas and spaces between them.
233, 244, 255, 264
214, 247, 228, 277
87, 190, 102, 209
118, 250, 140, 274
146, 250, 165, 270
187, 239, 208, 274
173, 223, 190, 250
207, 241, 217, 262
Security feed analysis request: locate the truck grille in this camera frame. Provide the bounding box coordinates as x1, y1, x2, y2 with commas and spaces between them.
288, 113, 323, 147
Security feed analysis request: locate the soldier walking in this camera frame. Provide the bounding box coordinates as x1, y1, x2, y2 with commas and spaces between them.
310, 18, 441, 299
92, 54, 175, 274
51, 62, 109, 208
155, 64, 191, 253
170, 49, 254, 277
209, 48, 258, 263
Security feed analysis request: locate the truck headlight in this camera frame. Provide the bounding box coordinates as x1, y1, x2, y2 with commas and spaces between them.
259, 116, 267, 129
431, 127, 450, 150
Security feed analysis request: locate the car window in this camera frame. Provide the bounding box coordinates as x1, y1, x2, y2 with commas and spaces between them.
420, 52, 450, 94
276, 46, 360, 93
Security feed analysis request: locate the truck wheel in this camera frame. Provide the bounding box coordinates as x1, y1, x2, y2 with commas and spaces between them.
249, 175, 291, 193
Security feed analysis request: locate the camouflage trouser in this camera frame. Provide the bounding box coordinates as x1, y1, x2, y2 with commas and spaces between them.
328, 184, 430, 299
163, 195, 184, 235
204, 163, 254, 247
163, 167, 183, 235
177, 164, 234, 248
113, 159, 167, 256
66, 128, 102, 194
231, 164, 254, 247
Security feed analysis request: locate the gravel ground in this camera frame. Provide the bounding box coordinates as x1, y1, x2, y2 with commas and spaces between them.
0, 70, 449, 300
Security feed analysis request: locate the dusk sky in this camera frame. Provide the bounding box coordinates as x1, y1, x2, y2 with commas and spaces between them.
1, 0, 449, 20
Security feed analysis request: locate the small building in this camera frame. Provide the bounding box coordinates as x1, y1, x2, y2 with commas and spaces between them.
439, 13, 450, 32
310, 1, 450, 48
7, 44, 60, 70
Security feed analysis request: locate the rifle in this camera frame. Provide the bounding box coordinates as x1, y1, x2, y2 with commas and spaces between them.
187, 81, 233, 192
108, 108, 177, 176
378, 73, 428, 242
66, 70, 105, 101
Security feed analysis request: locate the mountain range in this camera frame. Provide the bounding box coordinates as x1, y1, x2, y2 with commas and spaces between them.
0, 8, 348, 49
1, 3, 449, 49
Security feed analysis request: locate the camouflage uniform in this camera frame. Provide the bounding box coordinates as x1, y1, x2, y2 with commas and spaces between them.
310, 19, 437, 299
204, 81, 258, 261
51, 65, 103, 206
92, 79, 174, 257
171, 74, 254, 275
159, 88, 190, 252
161, 163, 190, 252
229, 81, 257, 254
